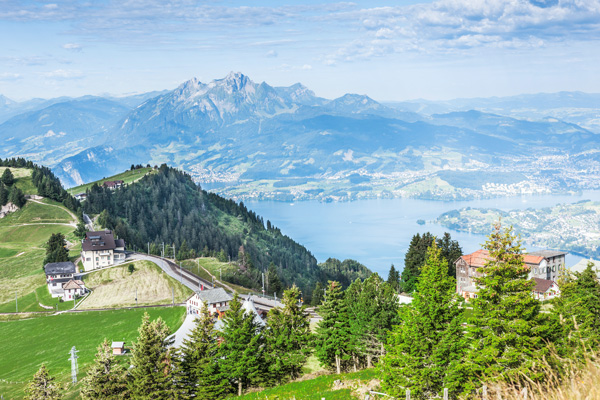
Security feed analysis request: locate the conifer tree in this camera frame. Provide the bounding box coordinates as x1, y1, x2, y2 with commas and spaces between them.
0, 181, 7, 205
1, 167, 14, 186
8, 185, 26, 207
554, 262, 600, 357
43, 233, 70, 265
382, 242, 465, 399
176, 302, 230, 399
80, 339, 128, 399
311, 282, 324, 307
464, 222, 548, 393
438, 232, 463, 277
401, 233, 434, 293
347, 274, 399, 369
386, 264, 400, 293
264, 286, 313, 384
315, 281, 351, 374
217, 294, 264, 396
128, 313, 174, 399
24, 364, 62, 400
266, 262, 283, 296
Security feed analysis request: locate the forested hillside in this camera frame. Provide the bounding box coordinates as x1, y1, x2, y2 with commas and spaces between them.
83, 165, 362, 296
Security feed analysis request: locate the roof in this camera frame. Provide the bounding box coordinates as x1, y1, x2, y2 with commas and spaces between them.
111, 341, 125, 348
569, 259, 600, 278
115, 238, 125, 248
44, 262, 76, 275
458, 249, 544, 268
82, 230, 116, 252
103, 180, 124, 188
532, 277, 556, 293
62, 279, 83, 290
242, 297, 266, 326
47, 278, 71, 285
194, 287, 233, 305
528, 250, 567, 259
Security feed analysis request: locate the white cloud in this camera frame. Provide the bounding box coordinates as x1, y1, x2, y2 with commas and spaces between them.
0, 72, 22, 81
62, 43, 82, 52
266, 50, 278, 57
43, 69, 84, 79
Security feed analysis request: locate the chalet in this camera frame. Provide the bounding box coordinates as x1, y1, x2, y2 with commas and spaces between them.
102, 180, 124, 190
186, 287, 233, 317
44, 262, 86, 301
456, 249, 566, 300
532, 278, 560, 300
111, 341, 126, 355
74, 193, 87, 201
81, 230, 126, 271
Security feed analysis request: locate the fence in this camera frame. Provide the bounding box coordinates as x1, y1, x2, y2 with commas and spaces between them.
363, 386, 530, 400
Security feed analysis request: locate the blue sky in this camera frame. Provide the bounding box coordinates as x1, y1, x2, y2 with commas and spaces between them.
1, 0, 599, 101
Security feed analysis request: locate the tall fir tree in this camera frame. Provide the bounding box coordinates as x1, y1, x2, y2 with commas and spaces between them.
128, 313, 174, 399
346, 274, 399, 370
315, 281, 352, 374
0, 181, 7, 205
176, 302, 230, 399
1, 167, 14, 186
554, 262, 600, 358
382, 242, 466, 399
24, 364, 62, 400
311, 281, 324, 307
437, 232, 463, 278
80, 339, 129, 399
463, 222, 550, 394
401, 232, 434, 293
43, 233, 70, 265
217, 294, 264, 396
266, 262, 283, 296
264, 286, 313, 384
8, 185, 26, 207
386, 264, 400, 293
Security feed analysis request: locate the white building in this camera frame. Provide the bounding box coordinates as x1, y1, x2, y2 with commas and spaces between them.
186, 287, 233, 317
44, 261, 86, 301
81, 230, 126, 271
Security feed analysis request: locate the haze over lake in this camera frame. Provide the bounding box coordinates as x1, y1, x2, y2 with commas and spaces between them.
246, 192, 600, 276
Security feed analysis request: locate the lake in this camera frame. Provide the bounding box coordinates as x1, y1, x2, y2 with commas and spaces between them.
245, 191, 600, 276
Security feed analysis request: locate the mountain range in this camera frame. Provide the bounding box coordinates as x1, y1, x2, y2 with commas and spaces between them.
1, 72, 599, 201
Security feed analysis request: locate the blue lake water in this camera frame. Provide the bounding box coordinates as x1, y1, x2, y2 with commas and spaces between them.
245, 191, 600, 276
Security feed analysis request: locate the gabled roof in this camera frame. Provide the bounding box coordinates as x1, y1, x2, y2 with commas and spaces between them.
111, 341, 125, 348
44, 261, 76, 275
532, 277, 556, 293
242, 297, 265, 326
62, 279, 83, 290
115, 238, 125, 248
193, 287, 233, 305
82, 230, 116, 251
458, 249, 544, 268
528, 250, 567, 259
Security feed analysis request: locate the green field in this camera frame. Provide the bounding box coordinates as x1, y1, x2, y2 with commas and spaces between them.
0, 167, 37, 195
0, 199, 74, 226
238, 368, 380, 400
0, 306, 186, 399
67, 167, 154, 195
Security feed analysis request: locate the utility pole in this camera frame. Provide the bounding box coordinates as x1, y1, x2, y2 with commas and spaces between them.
162, 242, 165, 258
147, 242, 150, 255
173, 244, 176, 261
68, 346, 79, 384
179, 263, 183, 284
219, 267, 222, 281
135, 287, 138, 307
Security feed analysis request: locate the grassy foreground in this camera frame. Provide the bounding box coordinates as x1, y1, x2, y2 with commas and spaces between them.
67, 167, 154, 195
0, 306, 185, 399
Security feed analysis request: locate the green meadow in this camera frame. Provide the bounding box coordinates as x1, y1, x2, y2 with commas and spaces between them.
67, 167, 154, 195
0, 306, 186, 399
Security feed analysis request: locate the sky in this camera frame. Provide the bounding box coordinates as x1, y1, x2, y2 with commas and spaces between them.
0, 0, 599, 101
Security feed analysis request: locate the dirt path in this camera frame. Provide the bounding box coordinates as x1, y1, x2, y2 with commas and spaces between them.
198, 265, 236, 293
28, 198, 78, 226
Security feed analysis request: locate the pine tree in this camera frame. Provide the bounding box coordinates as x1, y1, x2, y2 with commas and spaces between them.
80, 339, 128, 399
437, 232, 463, 277
382, 242, 466, 399
311, 281, 324, 307
217, 294, 264, 396
128, 313, 174, 399
464, 222, 549, 393
43, 233, 70, 265
1, 167, 14, 186
386, 264, 400, 293
24, 364, 62, 400
264, 286, 313, 384
347, 274, 399, 369
267, 262, 283, 296
401, 233, 434, 293
554, 262, 600, 358
8, 185, 26, 207
0, 181, 7, 205
176, 303, 230, 399
315, 281, 352, 374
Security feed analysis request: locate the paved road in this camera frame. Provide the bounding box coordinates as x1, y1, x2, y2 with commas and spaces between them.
128, 253, 214, 292
83, 213, 94, 231
169, 312, 197, 348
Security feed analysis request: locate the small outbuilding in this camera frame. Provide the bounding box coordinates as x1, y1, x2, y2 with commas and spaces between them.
111, 341, 126, 355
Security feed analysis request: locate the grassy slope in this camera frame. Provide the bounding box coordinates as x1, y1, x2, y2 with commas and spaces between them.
0, 167, 37, 195
66, 167, 154, 195
180, 257, 254, 294
0, 198, 77, 309
0, 307, 185, 399
79, 260, 192, 309
238, 369, 380, 400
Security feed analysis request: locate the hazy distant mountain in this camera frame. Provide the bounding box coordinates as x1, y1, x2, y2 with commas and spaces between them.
1, 73, 599, 199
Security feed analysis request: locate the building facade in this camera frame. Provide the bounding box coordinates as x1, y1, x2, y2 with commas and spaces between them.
81, 230, 126, 271
44, 261, 86, 301
186, 287, 233, 317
